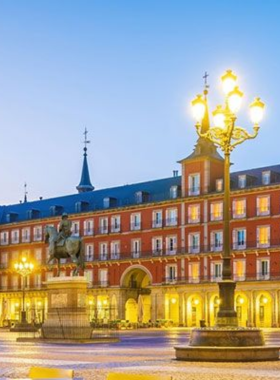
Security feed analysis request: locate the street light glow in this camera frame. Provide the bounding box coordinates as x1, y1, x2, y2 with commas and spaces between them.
221, 69, 237, 95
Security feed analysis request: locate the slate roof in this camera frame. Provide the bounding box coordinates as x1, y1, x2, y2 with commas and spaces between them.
1, 164, 280, 226
0, 176, 181, 225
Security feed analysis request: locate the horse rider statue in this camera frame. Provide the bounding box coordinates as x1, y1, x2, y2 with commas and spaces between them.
56, 213, 72, 246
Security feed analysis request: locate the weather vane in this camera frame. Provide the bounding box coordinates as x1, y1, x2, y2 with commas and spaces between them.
83, 127, 90, 152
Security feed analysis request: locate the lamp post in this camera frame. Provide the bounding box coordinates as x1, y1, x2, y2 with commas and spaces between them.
14, 257, 34, 324
191, 70, 265, 326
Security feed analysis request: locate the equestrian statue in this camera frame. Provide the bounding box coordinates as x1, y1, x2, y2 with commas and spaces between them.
44, 213, 84, 276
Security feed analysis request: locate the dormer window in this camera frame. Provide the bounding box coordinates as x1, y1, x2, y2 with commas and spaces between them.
238, 175, 246, 189
170, 186, 179, 199
216, 179, 223, 192
50, 206, 63, 217
27, 209, 40, 220
135, 191, 149, 204
75, 201, 89, 213
103, 197, 117, 209
6, 213, 18, 223
262, 171, 270, 185
188, 174, 200, 196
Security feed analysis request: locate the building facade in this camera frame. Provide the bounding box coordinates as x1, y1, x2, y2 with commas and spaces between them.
0, 122, 280, 328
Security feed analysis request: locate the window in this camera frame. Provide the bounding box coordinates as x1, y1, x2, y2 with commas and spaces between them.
188, 204, 200, 223
84, 219, 94, 236
11, 251, 19, 262
111, 241, 120, 259
262, 171, 270, 185
211, 231, 223, 252
257, 258, 270, 280
210, 202, 223, 221
211, 262, 222, 281
233, 199, 246, 218
257, 195, 270, 216
170, 186, 179, 199
85, 244, 94, 261
1, 252, 8, 269
1, 275, 7, 290
188, 262, 200, 283
216, 179, 223, 192
130, 213, 141, 231
188, 233, 200, 254
99, 243, 108, 260
257, 226, 270, 248
131, 239, 141, 258
84, 269, 93, 284
233, 260, 246, 281
34, 273, 41, 288
99, 217, 108, 234
166, 264, 177, 282
152, 237, 162, 255
34, 249, 42, 264
166, 208, 178, 226
166, 236, 177, 255
152, 210, 162, 228
33, 226, 42, 241
11, 275, 18, 290
238, 175, 246, 189
188, 173, 200, 196
99, 269, 108, 286
22, 228, 30, 243
71, 221, 80, 236
11, 230, 19, 244
0, 231, 9, 245
233, 228, 246, 250
111, 215, 121, 233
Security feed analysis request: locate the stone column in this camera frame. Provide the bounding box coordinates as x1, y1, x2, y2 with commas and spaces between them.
178, 292, 185, 326
271, 290, 278, 327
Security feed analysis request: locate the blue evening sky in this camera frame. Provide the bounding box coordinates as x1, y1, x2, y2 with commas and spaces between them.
0, 0, 279, 204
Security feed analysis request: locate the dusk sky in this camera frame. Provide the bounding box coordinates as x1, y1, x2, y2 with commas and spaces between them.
0, 0, 279, 205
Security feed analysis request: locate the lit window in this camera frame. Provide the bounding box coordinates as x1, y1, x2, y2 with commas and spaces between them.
188, 204, 200, 223
188, 174, 200, 196
233, 228, 246, 250
210, 202, 223, 221
238, 175, 246, 189
233, 260, 246, 281
216, 179, 223, 192
233, 199, 246, 218
188, 262, 200, 283
257, 226, 270, 248
257, 195, 270, 216
262, 171, 270, 185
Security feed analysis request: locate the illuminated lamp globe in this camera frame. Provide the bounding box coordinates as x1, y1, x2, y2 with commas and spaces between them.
228, 86, 243, 113
221, 70, 237, 95
250, 97, 265, 125
191, 94, 206, 123
212, 105, 226, 128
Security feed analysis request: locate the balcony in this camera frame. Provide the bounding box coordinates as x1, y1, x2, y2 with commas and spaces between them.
256, 207, 270, 217
188, 187, 200, 196
111, 224, 121, 233
210, 212, 223, 222
98, 227, 109, 235
165, 218, 178, 227
0, 239, 9, 246
84, 229, 94, 236
130, 222, 141, 231
152, 220, 163, 228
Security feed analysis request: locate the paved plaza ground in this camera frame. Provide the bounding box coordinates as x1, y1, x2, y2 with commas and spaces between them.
0, 329, 280, 379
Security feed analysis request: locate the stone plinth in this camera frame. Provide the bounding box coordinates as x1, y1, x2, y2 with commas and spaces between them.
42, 276, 92, 340
174, 327, 279, 362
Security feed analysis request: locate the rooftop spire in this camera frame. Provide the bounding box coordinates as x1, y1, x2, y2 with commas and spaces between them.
24, 182, 28, 203
201, 71, 210, 133
76, 128, 95, 193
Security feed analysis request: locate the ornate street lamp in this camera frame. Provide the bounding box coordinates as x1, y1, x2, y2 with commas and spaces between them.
14, 257, 34, 325
191, 70, 265, 326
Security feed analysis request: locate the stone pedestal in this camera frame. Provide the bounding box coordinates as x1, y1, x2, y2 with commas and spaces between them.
42, 276, 92, 340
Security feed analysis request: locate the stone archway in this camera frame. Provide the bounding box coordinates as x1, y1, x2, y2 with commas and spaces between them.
256, 292, 272, 327
121, 265, 152, 323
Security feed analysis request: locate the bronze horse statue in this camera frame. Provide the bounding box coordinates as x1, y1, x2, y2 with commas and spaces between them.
44, 225, 84, 276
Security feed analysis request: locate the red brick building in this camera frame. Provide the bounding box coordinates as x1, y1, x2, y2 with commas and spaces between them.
0, 124, 279, 328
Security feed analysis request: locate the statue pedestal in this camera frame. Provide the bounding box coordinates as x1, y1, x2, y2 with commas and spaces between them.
42, 276, 92, 340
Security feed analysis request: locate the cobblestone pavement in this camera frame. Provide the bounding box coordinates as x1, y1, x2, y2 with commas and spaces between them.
0, 329, 280, 379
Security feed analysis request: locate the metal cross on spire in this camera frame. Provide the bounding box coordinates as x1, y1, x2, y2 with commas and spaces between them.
203, 71, 210, 97
83, 127, 90, 153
